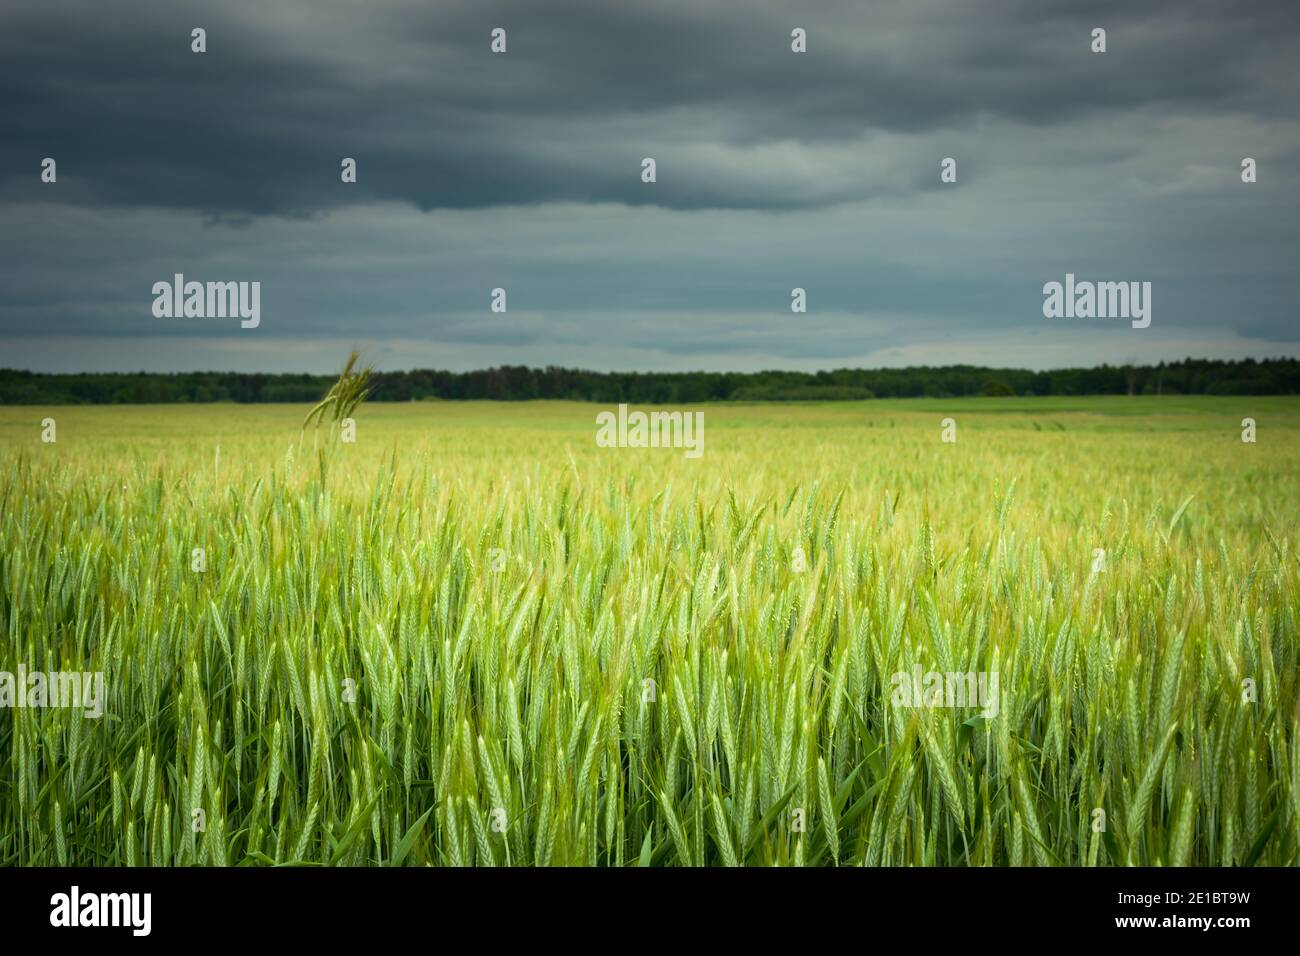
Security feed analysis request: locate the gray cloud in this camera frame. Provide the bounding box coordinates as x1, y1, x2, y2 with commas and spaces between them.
3, 0, 1298, 214
0, 0, 1297, 371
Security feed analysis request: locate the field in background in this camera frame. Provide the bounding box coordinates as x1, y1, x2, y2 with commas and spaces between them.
1, 397, 1298, 865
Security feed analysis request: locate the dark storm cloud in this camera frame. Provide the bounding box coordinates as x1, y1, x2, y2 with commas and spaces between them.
2, 0, 1298, 215
1, 0, 1298, 372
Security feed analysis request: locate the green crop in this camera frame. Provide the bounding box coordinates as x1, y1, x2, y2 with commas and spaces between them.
0, 396, 1296, 866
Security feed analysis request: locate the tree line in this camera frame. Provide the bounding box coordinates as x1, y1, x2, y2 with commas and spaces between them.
1, 358, 1297, 405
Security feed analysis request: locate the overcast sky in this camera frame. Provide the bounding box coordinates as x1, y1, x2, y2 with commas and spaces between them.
1, 0, 1297, 373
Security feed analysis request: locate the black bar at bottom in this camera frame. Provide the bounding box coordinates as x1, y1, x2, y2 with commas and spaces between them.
0, 866, 1290, 942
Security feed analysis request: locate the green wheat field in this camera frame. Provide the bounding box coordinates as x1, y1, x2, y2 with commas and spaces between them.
1, 396, 1298, 866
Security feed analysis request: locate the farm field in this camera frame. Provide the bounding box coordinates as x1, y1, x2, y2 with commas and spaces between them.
1, 396, 1297, 866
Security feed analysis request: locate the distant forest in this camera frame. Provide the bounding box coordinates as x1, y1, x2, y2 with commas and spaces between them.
2, 358, 1297, 404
